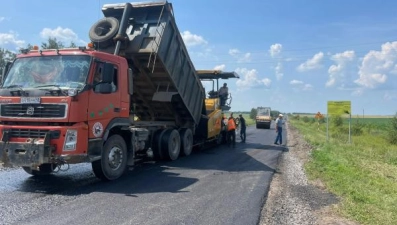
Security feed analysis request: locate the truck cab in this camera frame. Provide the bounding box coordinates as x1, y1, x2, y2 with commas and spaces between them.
0, 46, 133, 179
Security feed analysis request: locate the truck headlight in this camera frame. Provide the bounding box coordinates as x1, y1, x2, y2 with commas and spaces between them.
63, 129, 77, 151
68, 88, 78, 97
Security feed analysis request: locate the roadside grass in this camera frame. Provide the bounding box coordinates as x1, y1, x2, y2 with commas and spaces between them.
236, 113, 255, 126
290, 118, 397, 225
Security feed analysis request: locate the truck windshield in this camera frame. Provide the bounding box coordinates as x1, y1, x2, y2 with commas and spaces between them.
2, 55, 91, 90
258, 108, 270, 116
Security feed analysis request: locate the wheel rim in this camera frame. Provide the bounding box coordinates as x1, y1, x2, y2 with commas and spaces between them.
108, 146, 123, 170
170, 135, 179, 155
185, 134, 193, 151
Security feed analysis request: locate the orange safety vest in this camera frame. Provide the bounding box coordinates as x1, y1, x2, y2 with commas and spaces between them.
227, 118, 236, 131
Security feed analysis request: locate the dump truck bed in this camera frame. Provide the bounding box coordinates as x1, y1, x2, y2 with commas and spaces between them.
96, 1, 205, 125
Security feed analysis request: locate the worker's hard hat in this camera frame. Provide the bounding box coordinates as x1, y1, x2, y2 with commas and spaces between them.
279, 114, 283, 117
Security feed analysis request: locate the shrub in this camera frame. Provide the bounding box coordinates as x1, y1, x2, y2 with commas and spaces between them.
331, 115, 343, 127
351, 121, 364, 136
386, 113, 397, 144
302, 116, 310, 123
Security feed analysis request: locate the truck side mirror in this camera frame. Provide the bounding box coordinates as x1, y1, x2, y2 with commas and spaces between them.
2, 61, 12, 84
101, 63, 114, 83
96, 83, 113, 94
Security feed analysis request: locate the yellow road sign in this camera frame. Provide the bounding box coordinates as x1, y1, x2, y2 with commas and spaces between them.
327, 101, 351, 115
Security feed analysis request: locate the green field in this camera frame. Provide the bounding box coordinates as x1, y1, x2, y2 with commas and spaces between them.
348, 117, 390, 125
289, 116, 397, 225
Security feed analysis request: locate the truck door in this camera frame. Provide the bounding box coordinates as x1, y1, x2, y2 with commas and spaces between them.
87, 61, 121, 139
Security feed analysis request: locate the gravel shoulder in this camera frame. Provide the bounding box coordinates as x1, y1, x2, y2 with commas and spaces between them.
259, 122, 360, 225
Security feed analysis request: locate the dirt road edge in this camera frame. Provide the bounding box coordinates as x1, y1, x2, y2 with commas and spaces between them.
258, 122, 359, 225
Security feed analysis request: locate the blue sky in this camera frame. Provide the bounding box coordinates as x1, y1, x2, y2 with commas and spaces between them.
1, 0, 397, 115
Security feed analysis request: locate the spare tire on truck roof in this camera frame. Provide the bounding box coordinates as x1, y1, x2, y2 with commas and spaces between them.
89, 17, 120, 47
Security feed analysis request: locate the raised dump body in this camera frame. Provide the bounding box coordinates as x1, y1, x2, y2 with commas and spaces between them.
89, 1, 205, 126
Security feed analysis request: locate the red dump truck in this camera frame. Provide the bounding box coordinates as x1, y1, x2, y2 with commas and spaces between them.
0, 1, 239, 181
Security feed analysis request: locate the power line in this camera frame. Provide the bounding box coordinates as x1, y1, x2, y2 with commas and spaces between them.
189, 50, 376, 65
186, 40, 395, 57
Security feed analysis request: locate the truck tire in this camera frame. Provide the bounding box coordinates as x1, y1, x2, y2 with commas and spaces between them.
152, 129, 166, 161
22, 163, 56, 176
92, 134, 127, 181
89, 17, 119, 47
161, 129, 181, 161
180, 128, 193, 156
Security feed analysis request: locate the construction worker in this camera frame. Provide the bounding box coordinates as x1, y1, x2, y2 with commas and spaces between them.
239, 114, 246, 143
227, 114, 236, 148
222, 114, 228, 131
218, 83, 228, 106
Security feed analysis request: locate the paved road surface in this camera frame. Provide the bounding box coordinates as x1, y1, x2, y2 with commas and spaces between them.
0, 124, 287, 225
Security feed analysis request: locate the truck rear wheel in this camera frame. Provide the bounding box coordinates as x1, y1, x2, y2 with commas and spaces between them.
89, 17, 119, 47
162, 129, 181, 161
92, 134, 127, 181
152, 129, 166, 161
22, 163, 56, 176
180, 128, 193, 156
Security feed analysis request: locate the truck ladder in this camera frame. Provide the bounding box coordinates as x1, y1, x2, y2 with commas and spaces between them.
147, 5, 166, 73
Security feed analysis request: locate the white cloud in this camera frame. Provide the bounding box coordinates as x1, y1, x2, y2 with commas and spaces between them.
297, 52, 324, 72
40, 26, 86, 45
303, 84, 313, 91
214, 64, 226, 71
0, 31, 26, 50
0, 17, 5, 22
290, 79, 303, 85
228, 48, 240, 57
275, 62, 283, 80
355, 41, 397, 89
228, 48, 251, 63
289, 79, 313, 91
269, 43, 282, 57
352, 88, 364, 96
326, 50, 355, 87
181, 31, 208, 47
384, 91, 397, 101
235, 68, 271, 90
196, 47, 216, 59
239, 52, 251, 63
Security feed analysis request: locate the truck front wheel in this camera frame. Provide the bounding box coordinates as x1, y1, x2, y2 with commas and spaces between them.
92, 134, 128, 181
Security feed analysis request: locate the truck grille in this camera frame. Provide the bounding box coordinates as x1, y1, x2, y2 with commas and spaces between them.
9, 129, 60, 139
0, 104, 66, 118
